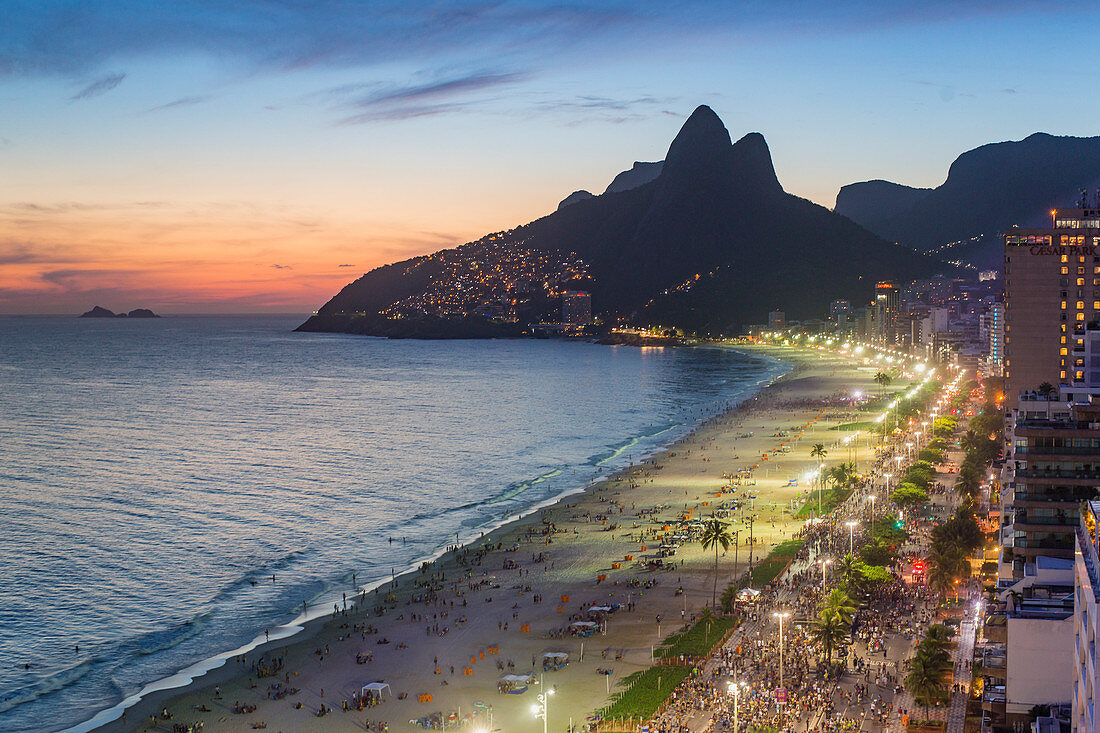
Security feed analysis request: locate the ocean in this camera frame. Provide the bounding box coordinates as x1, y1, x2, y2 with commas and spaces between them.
0, 315, 788, 732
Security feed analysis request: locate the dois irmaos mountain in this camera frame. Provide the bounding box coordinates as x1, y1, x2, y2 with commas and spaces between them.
299, 106, 944, 338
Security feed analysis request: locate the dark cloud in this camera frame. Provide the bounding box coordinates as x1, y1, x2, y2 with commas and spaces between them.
337, 263, 355, 267
147, 94, 210, 112
270, 263, 292, 270
70, 72, 125, 100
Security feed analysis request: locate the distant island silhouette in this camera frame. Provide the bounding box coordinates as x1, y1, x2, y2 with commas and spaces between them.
79, 306, 160, 318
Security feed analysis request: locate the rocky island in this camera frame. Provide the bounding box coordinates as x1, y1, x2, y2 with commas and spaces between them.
79, 306, 160, 318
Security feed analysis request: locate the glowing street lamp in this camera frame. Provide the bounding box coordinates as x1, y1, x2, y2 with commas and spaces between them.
532, 688, 553, 733
868, 495, 877, 536
773, 611, 790, 694
728, 680, 747, 733
845, 521, 857, 555
820, 559, 832, 592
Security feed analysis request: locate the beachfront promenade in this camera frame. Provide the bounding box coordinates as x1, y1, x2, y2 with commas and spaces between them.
105, 348, 975, 733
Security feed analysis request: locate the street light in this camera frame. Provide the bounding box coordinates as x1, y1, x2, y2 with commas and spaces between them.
728, 680, 747, 733
845, 521, 857, 555
820, 559, 832, 592
882, 473, 892, 494
773, 611, 790, 696
868, 495, 877, 537
533, 688, 553, 733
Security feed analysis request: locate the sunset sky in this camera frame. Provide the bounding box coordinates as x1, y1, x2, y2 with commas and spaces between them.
3, 0, 1098, 313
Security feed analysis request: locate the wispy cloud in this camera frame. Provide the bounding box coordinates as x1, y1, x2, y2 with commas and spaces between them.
270, 263, 292, 270
70, 72, 125, 100
147, 95, 209, 113
338, 263, 355, 267
333, 71, 525, 125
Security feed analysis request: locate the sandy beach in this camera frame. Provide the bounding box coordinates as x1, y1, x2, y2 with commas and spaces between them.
95, 344, 881, 733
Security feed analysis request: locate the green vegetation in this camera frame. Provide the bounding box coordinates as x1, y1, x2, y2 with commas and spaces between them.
905, 626, 954, 717
599, 666, 693, 720
918, 446, 945, 464
726, 539, 805, 597
829, 421, 877, 431
769, 539, 805, 559
657, 615, 740, 659
796, 487, 853, 518
892, 482, 929, 509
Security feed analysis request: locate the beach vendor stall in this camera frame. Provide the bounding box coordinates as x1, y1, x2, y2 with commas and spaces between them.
735, 587, 762, 604
542, 652, 569, 671
569, 621, 598, 637
360, 681, 391, 704
497, 674, 533, 694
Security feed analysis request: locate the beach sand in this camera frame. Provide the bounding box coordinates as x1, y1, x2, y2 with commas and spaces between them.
96, 344, 879, 733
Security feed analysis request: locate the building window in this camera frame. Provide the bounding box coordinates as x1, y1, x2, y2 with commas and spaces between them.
1063, 301, 1068, 309
1064, 266, 1071, 275
1079, 278, 1086, 286
1062, 370, 1068, 379
1062, 348, 1069, 355
1078, 370, 1085, 380
1081, 267, 1087, 274
1062, 336, 1067, 343
1078, 301, 1085, 309
1078, 313, 1087, 321
1063, 255, 1070, 262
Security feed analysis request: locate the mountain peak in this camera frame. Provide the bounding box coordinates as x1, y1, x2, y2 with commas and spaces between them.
663, 105, 732, 170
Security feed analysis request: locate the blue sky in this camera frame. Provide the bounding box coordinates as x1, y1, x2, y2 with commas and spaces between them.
1, 0, 1096, 312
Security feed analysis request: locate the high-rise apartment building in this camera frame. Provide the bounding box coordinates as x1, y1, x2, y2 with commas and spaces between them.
874, 281, 899, 344
561, 290, 592, 325
1005, 208, 1100, 407
988, 301, 1005, 377
829, 299, 850, 326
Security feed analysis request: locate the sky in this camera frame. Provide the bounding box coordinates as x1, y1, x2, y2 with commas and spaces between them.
2, 0, 1098, 313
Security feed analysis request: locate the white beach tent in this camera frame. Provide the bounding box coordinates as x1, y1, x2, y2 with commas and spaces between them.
588, 606, 612, 613
570, 621, 598, 628
361, 681, 391, 699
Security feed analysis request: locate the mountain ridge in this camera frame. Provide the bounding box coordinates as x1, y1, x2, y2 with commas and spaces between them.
836, 132, 1100, 258
300, 105, 946, 337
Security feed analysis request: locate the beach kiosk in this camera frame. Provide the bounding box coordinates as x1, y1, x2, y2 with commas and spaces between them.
569, 620, 598, 637
360, 681, 391, 703
542, 651, 569, 671
498, 674, 533, 694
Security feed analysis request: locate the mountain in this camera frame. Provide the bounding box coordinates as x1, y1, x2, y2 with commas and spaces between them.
836, 133, 1100, 259
299, 105, 946, 338
604, 161, 663, 194
558, 190, 595, 210
835, 180, 931, 225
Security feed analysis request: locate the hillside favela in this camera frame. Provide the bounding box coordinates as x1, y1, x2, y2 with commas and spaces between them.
7, 5, 1100, 733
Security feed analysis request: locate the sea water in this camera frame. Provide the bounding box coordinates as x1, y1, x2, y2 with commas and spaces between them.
0, 315, 788, 731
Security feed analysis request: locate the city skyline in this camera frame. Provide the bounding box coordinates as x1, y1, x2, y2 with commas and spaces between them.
3, 0, 1097, 313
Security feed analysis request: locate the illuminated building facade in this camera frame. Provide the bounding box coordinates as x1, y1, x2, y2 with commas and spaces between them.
561, 290, 592, 325
1005, 208, 1100, 408
874, 281, 899, 343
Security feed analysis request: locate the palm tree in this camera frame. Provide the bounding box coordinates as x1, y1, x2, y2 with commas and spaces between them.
1037, 381, 1056, 399
836, 553, 866, 598
821, 588, 857, 626
810, 608, 848, 663
874, 371, 892, 396
700, 516, 734, 609
927, 546, 969, 598
810, 443, 828, 514
905, 646, 951, 718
